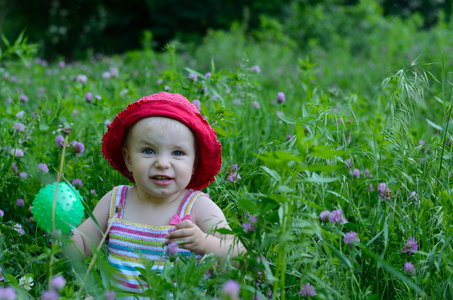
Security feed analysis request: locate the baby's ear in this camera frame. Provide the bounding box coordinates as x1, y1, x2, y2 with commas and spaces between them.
122, 147, 132, 172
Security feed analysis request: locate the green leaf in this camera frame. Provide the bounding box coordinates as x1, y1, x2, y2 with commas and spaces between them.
311, 149, 347, 159
357, 243, 424, 295
426, 119, 443, 131
324, 242, 352, 268
260, 166, 282, 182
300, 176, 339, 183
212, 126, 231, 137
237, 197, 258, 214
299, 165, 340, 172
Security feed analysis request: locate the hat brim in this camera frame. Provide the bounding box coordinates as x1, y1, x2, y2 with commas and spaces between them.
102, 92, 222, 190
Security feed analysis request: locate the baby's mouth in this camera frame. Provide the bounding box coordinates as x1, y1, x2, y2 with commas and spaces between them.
152, 176, 172, 181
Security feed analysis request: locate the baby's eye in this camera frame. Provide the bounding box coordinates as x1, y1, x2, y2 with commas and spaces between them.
173, 150, 184, 156
143, 148, 155, 155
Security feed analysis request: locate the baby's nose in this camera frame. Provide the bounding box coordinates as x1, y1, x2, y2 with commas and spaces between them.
155, 155, 170, 169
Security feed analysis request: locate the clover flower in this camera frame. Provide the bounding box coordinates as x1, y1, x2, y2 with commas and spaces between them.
352, 168, 360, 178
71, 140, 85, 154
222, 280, 240, 298
419, 140, 425, 146
344, 231, 360, 246
447, 140, 452, 147
378, 183, 392, 200
319, 210, 330, 222
404, 262, 415, 275
105, 291, 116, 300
276, 92, 286, 103
16, 111, 24, 118
41, 290, 59, 300
0, 267, 3, 282
85, 92, 93, 103
329, 209, 348, 225
11, 162, 18, 174
252, 101, 260, 109
401, 237, 418, 254
0, 287, 16, 300
188, 73, 198, 81
20, 94, 29, 102
226, 164, 241, 183
192, 99, 201, 111
0, 209, 4, 217
50, 275, 66, 291
76, 74, 87, 84
345, 158, 352, 169
364, 168, 373, 178
243, 215, 257, 232
90, 190, 96, 195
13, 223, 25, 235
18, 275, 33, 290
16, 199, 25, 207
10, 148, 24, 157
300, 283, 316, 297
205, 72, 211, 78
369, 183, 374, 192
166, 241, 179, 258
250, 65, 261, 73
56, 135, 65, 147
19, 172, 27, 179
72, 179, 83, 188
59, 61, 66, 68
38, 163, 49, 173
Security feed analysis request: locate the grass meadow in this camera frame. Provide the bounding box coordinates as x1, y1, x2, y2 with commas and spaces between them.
1, 4, 453, 299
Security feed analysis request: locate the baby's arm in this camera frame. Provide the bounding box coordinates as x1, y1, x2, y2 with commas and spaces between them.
165, 195, 245, 258
65, 191, 111, 259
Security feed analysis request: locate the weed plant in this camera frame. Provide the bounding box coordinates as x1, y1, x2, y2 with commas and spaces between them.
0, 4, 453, 299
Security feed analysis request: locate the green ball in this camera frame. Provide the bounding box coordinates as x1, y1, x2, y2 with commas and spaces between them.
32, 182, 85, 234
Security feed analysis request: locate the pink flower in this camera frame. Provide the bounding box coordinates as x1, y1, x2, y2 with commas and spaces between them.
300, 283, 316, 297
0, 209, 4, 217
345, 159, 352, 169
20, 94, 29, 102
401, 237, 418, 254
90, 189, 96, 195
56, 135, 65, 147
251, 65, 261, 73
11, 162, 18, 174
188, 73, 198, 81
12, 122, 25, 132
105, 291, 116, 300
252, 101, 260, 109
352, 168, 360, 178
10, 148, 24, 157
41, 290, 59, 300
72, 179, 83, 187
276, 92, 286, 103
16, 199, 25, 207
13, 223, 25, 235
16, 111, 24, 118
404, 262, 415, 275
205, 72, 211, 78
329, 209, 348, 225
166, 241, 179, 258
19, 172, 27, 179
76, 74, 87, 83
222, 280, 240, 298
344, 231, 360, 246
85, 92, 93, 103
378, 183, 392, 200
0, 287, 16, 299
192, 99, 201, 111
37, 163, 49, 173
369, 183, 374, 192
71, 140, 85, 154
319, 210, 330, 222
50, 275, 66, 291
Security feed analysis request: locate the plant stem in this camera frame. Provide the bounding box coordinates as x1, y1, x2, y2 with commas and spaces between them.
48, 135, 69, 289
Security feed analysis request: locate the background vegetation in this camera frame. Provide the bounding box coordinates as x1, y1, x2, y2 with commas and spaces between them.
0, 0, 452, 299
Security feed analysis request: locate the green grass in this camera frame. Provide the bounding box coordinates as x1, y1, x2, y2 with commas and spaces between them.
0, 5, 453, 299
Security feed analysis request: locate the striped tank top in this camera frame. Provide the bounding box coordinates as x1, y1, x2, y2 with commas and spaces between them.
107, 185, 204, 296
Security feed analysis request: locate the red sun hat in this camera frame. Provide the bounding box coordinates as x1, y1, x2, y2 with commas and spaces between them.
101, 92, 222, 190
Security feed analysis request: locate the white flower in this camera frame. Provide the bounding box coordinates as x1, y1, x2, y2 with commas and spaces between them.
19, 275, 34, 290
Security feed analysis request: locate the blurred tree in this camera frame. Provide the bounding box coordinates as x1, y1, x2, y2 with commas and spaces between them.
0, 0, 291, 60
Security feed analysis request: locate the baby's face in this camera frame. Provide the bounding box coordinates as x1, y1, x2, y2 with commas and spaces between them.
122, 117, 197, 198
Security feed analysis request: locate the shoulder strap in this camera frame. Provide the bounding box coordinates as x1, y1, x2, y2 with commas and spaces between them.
108, 185, 127, 219
177, 190, 205, 218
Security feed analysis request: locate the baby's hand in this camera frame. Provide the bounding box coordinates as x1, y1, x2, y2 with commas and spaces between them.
165, 220, 207, 255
